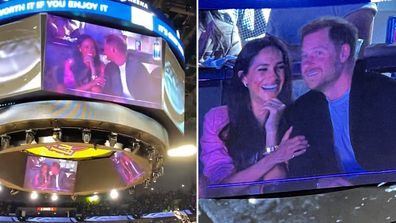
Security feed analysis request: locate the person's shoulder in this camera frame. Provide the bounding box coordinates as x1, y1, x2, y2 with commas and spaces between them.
203, 106, 229, 131
356, 71, 396, 91
364, 71, 396, 84
126, 49, 135, 56
105, 61, 118, 70
126, 49, 140, 59
285, 90, 326, 119
293, 90, 324, 107
205, 105, 228, 119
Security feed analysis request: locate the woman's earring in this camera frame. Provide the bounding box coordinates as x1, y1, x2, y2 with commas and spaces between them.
243, 82, 248, 88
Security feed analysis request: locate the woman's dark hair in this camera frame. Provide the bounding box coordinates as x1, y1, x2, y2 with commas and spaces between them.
40, 163, 49, 172
223, 36, 292, 170
71, 34, 101, 86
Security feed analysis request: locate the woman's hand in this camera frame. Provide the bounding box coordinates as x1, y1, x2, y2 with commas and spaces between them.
268, 127, 309, 164
263, 98, 286, 133
93, 76, 106, 87
90, 76, 106, 93
83, 54, 97, 77
83, 54, 94, 68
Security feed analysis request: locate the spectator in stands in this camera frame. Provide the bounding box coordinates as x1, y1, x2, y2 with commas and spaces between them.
266, 2, 377, 60
199, 10, 242, 64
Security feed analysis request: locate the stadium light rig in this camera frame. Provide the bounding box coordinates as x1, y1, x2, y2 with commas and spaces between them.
110, 189, 119, 200
51, 193, 58, 202
25, 129, 36, 144
31, 191, 38, 200
167, 144, 196, 157
0, 0, 183, 199
82, 129, 91, 144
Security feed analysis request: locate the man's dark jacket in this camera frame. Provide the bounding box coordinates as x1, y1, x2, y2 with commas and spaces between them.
103, 50, 161, 103
283, 69, 396, 178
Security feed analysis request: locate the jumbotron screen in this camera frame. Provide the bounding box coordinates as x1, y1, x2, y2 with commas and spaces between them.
44, 14, 163, 109
110, 151, 144, 185
24, 156, 78, 193
163, 45, 185, 133
0, 14, 41, 99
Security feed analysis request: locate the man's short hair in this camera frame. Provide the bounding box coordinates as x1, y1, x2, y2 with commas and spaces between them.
301, 17, 358, 61
105, 34, 127, 55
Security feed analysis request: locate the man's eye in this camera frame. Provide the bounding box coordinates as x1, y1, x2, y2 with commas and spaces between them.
315, 51, 323, 56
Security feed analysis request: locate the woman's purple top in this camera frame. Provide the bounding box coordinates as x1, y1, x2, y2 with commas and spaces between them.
200, 106, 236, 184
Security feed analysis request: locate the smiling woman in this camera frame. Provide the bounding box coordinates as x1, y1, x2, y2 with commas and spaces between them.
200, 36, 309, 197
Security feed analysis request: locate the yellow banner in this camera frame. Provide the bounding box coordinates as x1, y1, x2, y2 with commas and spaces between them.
26, 144, 112, 159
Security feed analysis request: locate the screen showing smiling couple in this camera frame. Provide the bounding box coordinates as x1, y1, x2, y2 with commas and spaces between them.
199, 3, 396, 198
43, 14, 163, 109
24, 156, 78, 193
42, 14, 185, 133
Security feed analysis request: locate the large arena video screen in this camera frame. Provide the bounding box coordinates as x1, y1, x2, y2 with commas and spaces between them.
0, 14, 41, 99
110, 151, 144, 185
199, 2, 396, 198
163, 45, 185, 133
24, 156, 78, 193
43, 14, 163, 109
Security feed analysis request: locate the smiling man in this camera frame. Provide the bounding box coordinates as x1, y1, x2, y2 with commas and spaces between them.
283, 17, 396, 185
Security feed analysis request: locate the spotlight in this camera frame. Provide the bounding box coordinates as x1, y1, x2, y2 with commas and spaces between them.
152, 171, 160, 183
82, 129, 91, 143
87, 194, 99, 202
105, 140, 123, 149
25, 129, 36, 144
152, 174, 157, 183
128, 186, 135, 195
147, 147, 155, 161
39, 136, 55, 143
144, 179, 150, 189
30, 191, 38, 200
131, 139, 141, 154
92, 194, 99, 201
248, 198, 258, 205
155, 155, 164, 169
0, 134, 11, 149
71, 195, 77, 201
109, 189, 119, 199
160, 166, 164, 176
10, 189, 19, 196
51, 193, 58, 201
52, 128, 62, 141
131, 139, 141, 149
108, 132, 118, 147
168, 144, 197, 157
